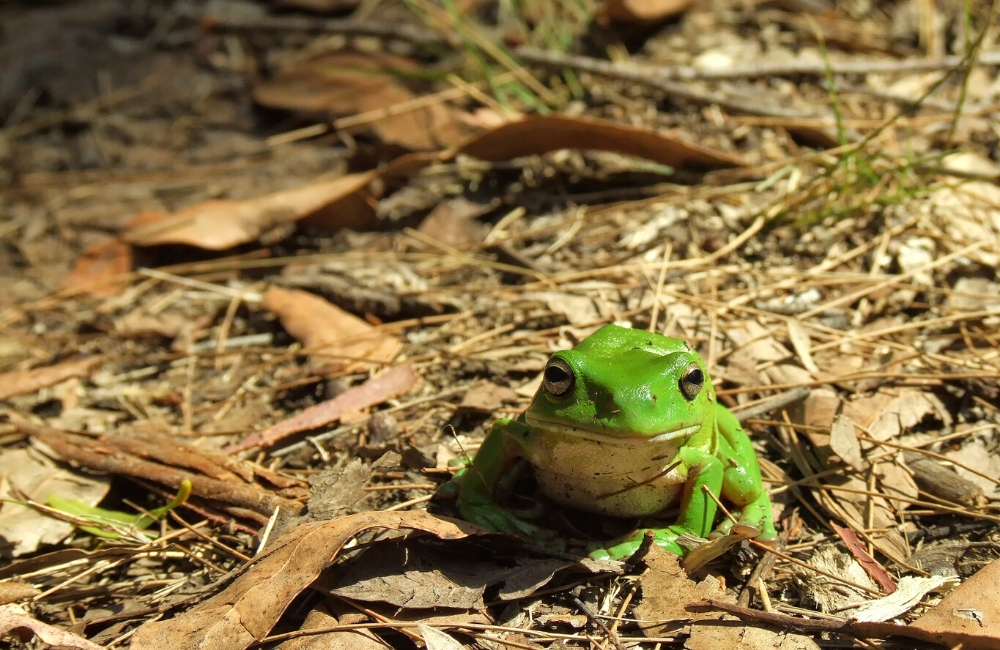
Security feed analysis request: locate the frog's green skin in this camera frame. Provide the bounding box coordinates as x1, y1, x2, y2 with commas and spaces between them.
453, 324, 777, 560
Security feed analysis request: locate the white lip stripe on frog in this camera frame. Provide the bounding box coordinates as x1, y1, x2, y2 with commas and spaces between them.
522, 416, 701, 445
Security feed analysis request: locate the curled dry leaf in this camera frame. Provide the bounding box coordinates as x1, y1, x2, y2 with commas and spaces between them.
0, 582, 40, 605
0, 357, 101, 402
0, 603, 103, 650
60, 237, 132, 297
850, 575, 956, 624
909, 557, 1000, 649
117, 114, 741, 251
451, 114, 746, 170
121, 171, 379, 249
255, 52, 472, 151
128, 510, 482, 650
224, 364, 419, 454
261, 286, 402, 370
830, 522, 896, 594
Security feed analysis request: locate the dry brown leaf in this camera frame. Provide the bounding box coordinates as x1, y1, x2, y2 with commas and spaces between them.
875, 461, 919, 506
451, 114, 746, 170
909, 557, 1000, 649
786, 319, 819, 375
121, 171, 379, 249
523, 291, 602, 326
225, 364, 418, 454
0, 357, 101, 402
634, 544, 733, 638
737, 627, 821, 649
801, 387, 841, 431
945, 439, 1000, 497
60, 237, 132, 297
118, 115, 742, 251
254, 52, 471, 150
261, 286, 402, 370
303, 459, 370, 521
417, 197, 492, 248
0, 582, 40, 605
331, 538, 614, 609
830, 522, 896, 594
829, 416, 864, 472
116, 309, 211, 342
274, 607, 386, 650
459, 382, 520, 413
597, 0, 695, 24
418, 624, 465, 650
128, 511, 481, 650
840, 388, 951, 442
0, 603, 103, 650
684, 621, 744, 649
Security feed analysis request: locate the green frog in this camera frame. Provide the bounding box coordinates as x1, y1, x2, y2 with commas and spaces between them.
452, 324, 777, 560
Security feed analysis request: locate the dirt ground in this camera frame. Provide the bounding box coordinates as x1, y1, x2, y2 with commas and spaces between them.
2, 0, 1000, 648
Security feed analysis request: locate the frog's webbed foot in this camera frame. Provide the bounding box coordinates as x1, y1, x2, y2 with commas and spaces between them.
710, 495, 777, 543
588, 526, 691, 561
458, 500, 564, 549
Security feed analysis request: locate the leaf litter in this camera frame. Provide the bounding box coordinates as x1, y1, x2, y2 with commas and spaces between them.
2, 0, 1000, 648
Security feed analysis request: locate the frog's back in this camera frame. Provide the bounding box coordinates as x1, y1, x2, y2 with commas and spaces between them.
576, 324, 690, 357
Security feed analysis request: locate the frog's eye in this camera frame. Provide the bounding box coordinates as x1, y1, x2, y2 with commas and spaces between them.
543, 358, 575, 396
679, 364, 704, 400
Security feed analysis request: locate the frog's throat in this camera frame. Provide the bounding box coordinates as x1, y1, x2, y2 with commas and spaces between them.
522, 415, 701, 445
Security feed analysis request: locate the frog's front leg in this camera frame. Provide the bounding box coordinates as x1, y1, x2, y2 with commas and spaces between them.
455, 418, 550, 540
590, 446, 723, 560
712, 404, 777, 542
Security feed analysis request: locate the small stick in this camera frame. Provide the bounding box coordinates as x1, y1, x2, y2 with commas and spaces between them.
515, 45, 1000, 82
731, 386, 810, 423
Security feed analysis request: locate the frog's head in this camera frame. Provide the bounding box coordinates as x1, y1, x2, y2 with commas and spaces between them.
524, 324, 716, 443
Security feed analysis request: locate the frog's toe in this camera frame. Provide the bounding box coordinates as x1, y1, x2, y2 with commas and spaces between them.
710, 517, 735, 538
587, 544, 613, 561
435, 479, 460, 499
738, 501, 777, 537
461, 504, 538, 537
589, 528, 686, 561
755, 524, 779, 543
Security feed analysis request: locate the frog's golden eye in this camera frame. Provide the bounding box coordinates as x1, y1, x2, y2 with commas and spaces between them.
680, 364, 704, 400
543, 358, 575, 396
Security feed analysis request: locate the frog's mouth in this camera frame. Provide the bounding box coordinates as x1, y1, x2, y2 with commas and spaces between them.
523, 414, 701, 445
